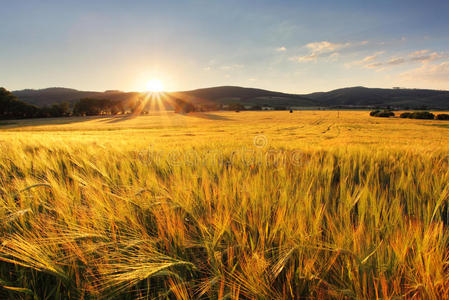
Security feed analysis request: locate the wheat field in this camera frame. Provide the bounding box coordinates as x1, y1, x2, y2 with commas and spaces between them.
1, 111, 449, 299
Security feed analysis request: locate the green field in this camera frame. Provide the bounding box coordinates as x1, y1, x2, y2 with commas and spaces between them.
1, 111, 449, 299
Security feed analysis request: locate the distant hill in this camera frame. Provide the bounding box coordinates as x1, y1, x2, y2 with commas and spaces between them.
12, 86, 319, 109
13, 88, 141, 107
11, 86, 449, 109
173, 86, 317, 107
305, 86, 449, 109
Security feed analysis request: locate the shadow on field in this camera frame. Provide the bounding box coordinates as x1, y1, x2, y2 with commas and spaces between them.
0, 112, 232, 130
186, 112, 232, 121
0, 116, 99, 130
100, 114, 138, 124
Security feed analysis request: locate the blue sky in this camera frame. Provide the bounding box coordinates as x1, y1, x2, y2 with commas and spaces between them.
1, 0, 449, 93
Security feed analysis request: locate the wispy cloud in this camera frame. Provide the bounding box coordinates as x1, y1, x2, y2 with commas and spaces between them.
292, 52, 318, 62
276, 46, 286, 52
365, 62, 384, 69
291, 40, 368, 63
344, 51, 385, 69
400, 61, 449, 83
354, 49, 448, 70
344, 51, 386, 69
386, 57, 406, 66
359, 51, 385, 63
408, 50, 446, 63
306, 41, 350, 53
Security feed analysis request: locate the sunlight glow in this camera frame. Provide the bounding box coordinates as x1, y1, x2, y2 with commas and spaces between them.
146, 79, 164, 92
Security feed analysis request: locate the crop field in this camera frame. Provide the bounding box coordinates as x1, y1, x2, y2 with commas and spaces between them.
1, 111, 449, 299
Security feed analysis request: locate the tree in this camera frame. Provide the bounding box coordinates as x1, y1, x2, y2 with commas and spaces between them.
73, 98, 117, 116
73, 98, 100, 116
436, 114, 449, 120
229, 103, 244, 112
408, 111, 434, 119
110, 105, 120, 115
370, 110, 394, 118
48, 102, 71, 117
173, 98, 195, 113
0, 87, 40, 119
59, 102, 71, 116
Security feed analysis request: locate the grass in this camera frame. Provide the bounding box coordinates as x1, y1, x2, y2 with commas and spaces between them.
1, 111, 449, 299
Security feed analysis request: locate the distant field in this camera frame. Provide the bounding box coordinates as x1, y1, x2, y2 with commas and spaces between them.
1, 111, 448, 148
1, 111, 449, 299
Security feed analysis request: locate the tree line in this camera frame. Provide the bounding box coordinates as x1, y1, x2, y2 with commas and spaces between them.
0, 87, 133, 119
72, 98, 127, 116
370, 109, 449, 120
1, 87, 73, 118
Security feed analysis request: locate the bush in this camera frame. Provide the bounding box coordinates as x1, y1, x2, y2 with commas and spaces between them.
374, 110, 395, 118
409, 111, 435, 119
436, 114, 449, 120
369, 110, 380, 116
400, 112, 411, 118
229, 103, 244, 112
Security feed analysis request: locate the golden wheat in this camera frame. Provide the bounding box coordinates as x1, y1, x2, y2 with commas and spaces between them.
0, 111, 449, 299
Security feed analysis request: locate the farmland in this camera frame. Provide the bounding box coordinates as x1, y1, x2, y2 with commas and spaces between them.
1, 111, 449, 299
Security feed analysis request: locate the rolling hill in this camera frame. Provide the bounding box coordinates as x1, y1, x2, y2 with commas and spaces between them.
11, 86, 449, 109
172, 86, 317, 107
12, 88, 141, 107
306, 86, 449, 109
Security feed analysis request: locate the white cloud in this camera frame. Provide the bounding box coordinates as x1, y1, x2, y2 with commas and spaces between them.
329, 52, 340, 61
409, 49, 429, 57
276, 46, 286, 52
362, 57, 406, 69
291, 40, 369, 63
362, 55, 377, 63
408, 50, 446, 63
291, 52, 318, 62
305, 41, 350, 54
362, 51, 385, 63
344, 51, 385, 68
386, 57, 406, 65
356, 49, 448, 70
400, 61, 449, 83
365, 62, 384, 69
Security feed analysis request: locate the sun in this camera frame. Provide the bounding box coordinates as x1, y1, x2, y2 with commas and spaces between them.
145, 79, 164, 92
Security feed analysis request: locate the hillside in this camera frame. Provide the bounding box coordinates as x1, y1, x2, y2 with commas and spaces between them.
305, 86, 449, 109
12, 86, 318, 108
174, 86, 318, 107
11, 86, 449, 109
13, 88, 141, 107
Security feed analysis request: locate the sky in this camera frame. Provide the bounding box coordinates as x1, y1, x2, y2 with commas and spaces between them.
1, 0, 449, 93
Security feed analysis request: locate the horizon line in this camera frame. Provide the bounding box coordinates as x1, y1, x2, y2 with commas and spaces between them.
9, 85, 449, 95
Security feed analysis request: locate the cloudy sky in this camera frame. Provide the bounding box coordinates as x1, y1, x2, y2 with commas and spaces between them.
1, 0, 449, 93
